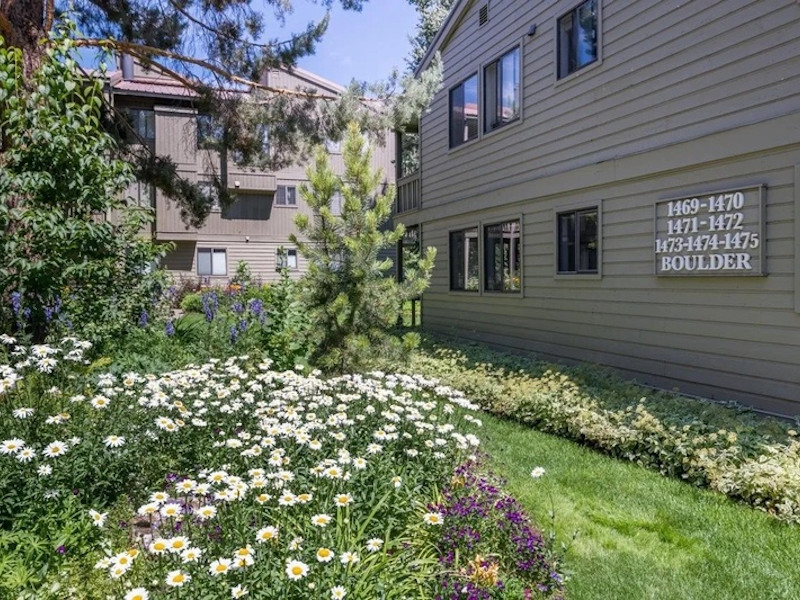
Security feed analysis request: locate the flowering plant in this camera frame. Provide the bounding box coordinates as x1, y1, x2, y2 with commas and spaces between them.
430, 460, 564, 599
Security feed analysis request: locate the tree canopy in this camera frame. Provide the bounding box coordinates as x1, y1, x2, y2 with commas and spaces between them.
0, 26, 170, 342
0, 0, 441, 225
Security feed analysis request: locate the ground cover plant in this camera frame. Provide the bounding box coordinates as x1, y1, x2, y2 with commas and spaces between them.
408, 335, 800, 523
0, 335, 563, 599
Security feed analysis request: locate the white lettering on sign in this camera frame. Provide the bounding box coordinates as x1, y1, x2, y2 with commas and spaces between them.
654, 187, 764, 276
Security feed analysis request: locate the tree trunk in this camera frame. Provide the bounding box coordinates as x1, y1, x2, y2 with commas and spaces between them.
0, 0, 46, 78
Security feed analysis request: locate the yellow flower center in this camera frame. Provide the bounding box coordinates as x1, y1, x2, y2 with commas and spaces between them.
216, 564, 227, 572
291, 566, 303, 576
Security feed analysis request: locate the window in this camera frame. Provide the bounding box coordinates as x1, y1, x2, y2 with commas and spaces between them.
484, 220, 521, 291
484, 47, 520, 132
276, 185, 297, 206
325, 139, 341, 154
557, 208, 598, 273
197, 248, 227, 276
557, 0, 598, 79
330, 191, 343, 216
449, 228, 479, 291
276, 248, 298, 271
198, 182, 221, 212
196, 114, 218, 149
449, 74, 479, 148
126, 108, 155, 142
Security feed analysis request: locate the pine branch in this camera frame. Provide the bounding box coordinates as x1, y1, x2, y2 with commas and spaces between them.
164, 0, 312, 51
75, 37, 343, 100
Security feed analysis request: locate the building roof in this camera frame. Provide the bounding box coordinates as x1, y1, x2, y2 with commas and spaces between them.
107, 70, 200, 99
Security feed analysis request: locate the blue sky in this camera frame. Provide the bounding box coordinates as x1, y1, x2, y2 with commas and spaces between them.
281, 0, 419, 85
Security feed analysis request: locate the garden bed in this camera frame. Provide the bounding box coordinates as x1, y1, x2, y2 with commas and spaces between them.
408, 335, 800, 523
0, 337, 562, 599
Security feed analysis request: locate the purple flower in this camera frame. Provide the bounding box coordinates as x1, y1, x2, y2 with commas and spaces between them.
138, 309, 148, 327
202, 291, 218, 322
248, 298, 263, 317
57, 545, 66, 554
165, 320, 175, 337
10, 291, 22, 315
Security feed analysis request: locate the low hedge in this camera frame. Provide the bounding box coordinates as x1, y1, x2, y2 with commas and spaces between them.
408, 336, 800, 523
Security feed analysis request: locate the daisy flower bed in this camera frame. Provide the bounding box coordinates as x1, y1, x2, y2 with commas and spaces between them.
0, 336, 564, 599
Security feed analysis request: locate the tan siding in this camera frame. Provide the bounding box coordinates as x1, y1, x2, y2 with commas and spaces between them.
419, 0, 800, 211
409, 128, 800, 413
163, 240, 305, 284
155, 107, 196, 167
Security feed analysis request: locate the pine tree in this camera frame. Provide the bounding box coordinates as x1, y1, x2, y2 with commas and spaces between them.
291, 122, 436, 373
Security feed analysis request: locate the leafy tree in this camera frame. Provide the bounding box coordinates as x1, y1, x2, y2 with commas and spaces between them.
406, 0, 456, 72
0, 25, 170, 342
291, 122, 436, 372
0, 0, 441, 225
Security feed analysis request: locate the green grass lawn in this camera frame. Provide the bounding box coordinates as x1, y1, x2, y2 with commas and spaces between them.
479, 414, 800, 600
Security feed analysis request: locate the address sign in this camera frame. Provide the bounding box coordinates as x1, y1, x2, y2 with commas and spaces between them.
654, 186, 765, 276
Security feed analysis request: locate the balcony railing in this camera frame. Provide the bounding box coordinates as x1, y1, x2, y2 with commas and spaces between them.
395, 171, 420, 214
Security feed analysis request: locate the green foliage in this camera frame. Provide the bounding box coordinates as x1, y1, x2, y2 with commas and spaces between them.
481, 414, 800, 600
260, 268, 312, 369
180, 291, 204, 313
292, 123, 436, 373
409, 335, 800, 523
230, 260, 254, 288
406, 0, 456, 72
0, 24, 171, 343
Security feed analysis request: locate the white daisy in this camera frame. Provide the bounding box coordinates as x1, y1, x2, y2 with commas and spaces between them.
423, 512, 444, 526
209, 557, 233, 576
165, 570, 191, 587
88, 509, 107, 527
124, 589, 149, 600
330, 586, 347, 600
103, 435, 125, 448
285, 559, 309, 580
42, 441, 68, 458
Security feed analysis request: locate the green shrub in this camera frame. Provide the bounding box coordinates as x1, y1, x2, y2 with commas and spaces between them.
0, 25, 170, 345
409, 335, 800, 523
179, 291, 204, 313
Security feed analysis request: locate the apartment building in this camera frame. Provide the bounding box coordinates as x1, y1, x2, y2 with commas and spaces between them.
108, 58, 395, 283
396, 0, 800, 415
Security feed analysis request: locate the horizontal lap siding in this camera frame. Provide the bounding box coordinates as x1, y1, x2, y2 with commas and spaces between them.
164, 240, 305, 285
420, 0, 800, 210
416, 141, 800, 414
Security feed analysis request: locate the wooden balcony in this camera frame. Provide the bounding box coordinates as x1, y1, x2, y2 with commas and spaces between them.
395, 171, 420, 214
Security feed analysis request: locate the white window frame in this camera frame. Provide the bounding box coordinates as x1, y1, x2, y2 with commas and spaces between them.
197, 248, 227, 277
276, 185, 297, 207
276, 248, 298, 271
